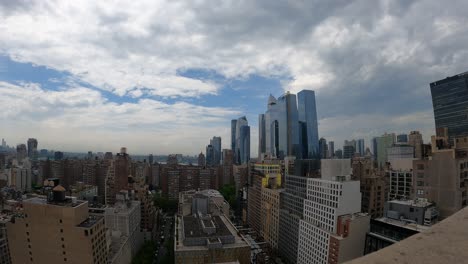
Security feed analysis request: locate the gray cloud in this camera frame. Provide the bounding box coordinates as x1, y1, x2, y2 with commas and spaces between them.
1, 0, 468, 153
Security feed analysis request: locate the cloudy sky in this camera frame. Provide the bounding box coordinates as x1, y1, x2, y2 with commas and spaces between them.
1, 0, 467, 155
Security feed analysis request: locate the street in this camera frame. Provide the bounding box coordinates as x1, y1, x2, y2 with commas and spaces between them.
153, 214, 174, 264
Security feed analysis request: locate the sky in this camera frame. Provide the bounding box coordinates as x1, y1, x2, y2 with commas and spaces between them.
1, 0, 467, 156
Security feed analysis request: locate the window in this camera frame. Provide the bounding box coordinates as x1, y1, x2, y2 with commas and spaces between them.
417, 164, 424, 170
60, 229, 63, 233
85, 230, 89, 236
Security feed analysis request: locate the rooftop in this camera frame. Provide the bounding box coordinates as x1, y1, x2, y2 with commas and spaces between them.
183, 215, 231, 238
77, 215, 103, 228
374, 217, 430, 232
25, 196, 85, 208
388, 199, 433, 208
347, 207, 468, 264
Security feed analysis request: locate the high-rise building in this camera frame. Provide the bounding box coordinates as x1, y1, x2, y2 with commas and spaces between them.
197, 152, 206, 166
430, 72, 468, 145
352, 156, 387, 218
232, 116, 250, 164
231, 119, 237, 153
7, 183, 107, 264
372, 137, 378, 160
376, 133, 395, 168
297, 90, 320, 159
16, 144, 27, 162
319, 137, 328, 159
105, 147, 130, 205
357, 139, 365, 156
205, 145, 214, 166
260, 91, 318, 160
54, 151, 64, 161
148, 154, 153, 164
343, 145, 355, 159
335, 149, 343, 159
27, 138, 38, 160
210, 136, 222, 165
258, 114, 266, 158
328, 141, 335, 158
408, 131, 423, 159
297, 159, 370, 264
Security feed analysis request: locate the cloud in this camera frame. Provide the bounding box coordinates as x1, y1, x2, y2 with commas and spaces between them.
0, 81, 239, 154
1, 0, 468, 154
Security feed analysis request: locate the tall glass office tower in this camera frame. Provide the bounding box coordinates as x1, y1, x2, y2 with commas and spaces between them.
298, 90, 319, 159
231, 116, 250, 164
430, 72, 468, 145
259, 90, 319, 160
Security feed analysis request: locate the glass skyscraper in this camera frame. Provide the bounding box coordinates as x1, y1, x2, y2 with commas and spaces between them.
430, 72, 468, 145
297, 90, 320, 159
231, 116, 250, 164
259, 90, 319, 160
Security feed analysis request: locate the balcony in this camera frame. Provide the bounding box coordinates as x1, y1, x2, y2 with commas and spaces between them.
346, 207, 468, 264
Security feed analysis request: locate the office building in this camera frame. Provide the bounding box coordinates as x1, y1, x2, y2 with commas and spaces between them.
7, 181, 107, 264
54, 151, 64, 161
210, 136, 222, 165
430, 72, 468, 145
408, 131, 423, 159
343, 145, 355, 159
27, 138, 38, 160
376, 133, 395, 168
16, 144, 27, 162
175, 190, 250, 264
197, 152, 205, 166
328, 141, 335, 158
319, 137, 328, 159
357, 139, 365, 156
297, 90, 320, 159
297, 159, 370, 264
232, 116, 250, 164
335, 149, 343, 159
259, 90, 319, 160
205, 145, 214, 166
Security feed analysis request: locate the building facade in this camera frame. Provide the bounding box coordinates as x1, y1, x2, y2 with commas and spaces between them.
430, 72, 468, 145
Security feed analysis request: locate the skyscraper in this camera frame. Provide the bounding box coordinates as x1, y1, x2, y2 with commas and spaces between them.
319, 137, 328, 159
259, 90, 318, 160
27, 138, 38, 159
328, 141, 335, 158
408, 131, 424, 159
232, 116, 250, 164
357, 139, 365, 156
205, 145, 214, 166
210, 136, 222, 165
258, 114, 266, 158
16, 144, 27, 162
376, 133, 396, 168
430, 72, 468, 145
298, 90, 320, 159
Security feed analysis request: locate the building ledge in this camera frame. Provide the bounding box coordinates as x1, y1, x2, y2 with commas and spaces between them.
346, 207, 468, 264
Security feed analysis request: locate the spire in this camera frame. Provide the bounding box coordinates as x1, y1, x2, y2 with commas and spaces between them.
268, 94, 277, 106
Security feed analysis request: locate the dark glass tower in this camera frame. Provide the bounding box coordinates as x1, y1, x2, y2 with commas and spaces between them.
430, 72, 468, 145
297, 90, 319, 159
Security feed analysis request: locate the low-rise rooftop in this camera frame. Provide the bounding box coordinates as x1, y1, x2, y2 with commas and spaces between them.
347, 207, 468, 264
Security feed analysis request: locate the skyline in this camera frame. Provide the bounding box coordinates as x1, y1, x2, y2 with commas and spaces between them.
1, 1, 467, 155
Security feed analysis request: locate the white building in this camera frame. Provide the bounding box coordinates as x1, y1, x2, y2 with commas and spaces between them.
297, 159, 370, 264
90, 191, 144, 264
7, 163, 31, 192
